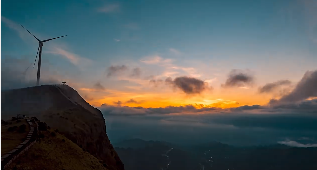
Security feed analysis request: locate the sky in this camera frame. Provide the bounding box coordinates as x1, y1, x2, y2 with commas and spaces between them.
2, 0, 317, 146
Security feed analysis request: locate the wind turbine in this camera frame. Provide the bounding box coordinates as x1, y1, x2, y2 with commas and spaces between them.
21, 25, 67, 86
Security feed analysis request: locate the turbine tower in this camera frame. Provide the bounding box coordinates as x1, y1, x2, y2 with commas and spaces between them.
21, 25, 67, 86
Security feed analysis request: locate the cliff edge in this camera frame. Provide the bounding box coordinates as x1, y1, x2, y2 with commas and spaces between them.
1, 85, 124, 170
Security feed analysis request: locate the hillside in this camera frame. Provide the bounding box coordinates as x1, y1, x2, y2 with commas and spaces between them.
6, 129, 109, 170
1, 85, 124, 170
1, 119, 30, 155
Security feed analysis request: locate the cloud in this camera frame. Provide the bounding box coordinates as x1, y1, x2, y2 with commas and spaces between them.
221, 69, 255, 88
130, 68, 141, 78
98, 4, 120, 13
140, 55, 201, 80
149, 76, 211, 94
93, 82, 105, 90
102, 108, 317, 146
140, 55, 172, 65
113, 101, 123, 106
278, 139, 317, 147
165, 76, 210, 94
99, 100, 317, 146
270, 99, 317, 113
149, 79, 164, 87
169, 48, 181, 55
258, 80, 292, 93
107, 65, 128, 77
230, 105, 263, 112
114, 39, 120, 42
204, 78, 218, 85
2, 17, 89, 69
100, 104, 148, 116
98, 99, 317, 146
47, 47, 92, 67
165, 77, 173, 84
99, 102, 317, 131
101, 98, 317, 117
270, 70, 317, 105
170, 66, 201, 78
125, 99, 142, 104
1, 16, 32, 42
100, 104, 219, 116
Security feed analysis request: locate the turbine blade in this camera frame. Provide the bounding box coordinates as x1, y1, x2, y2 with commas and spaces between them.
41, 35, 67, 42
36, 47, 39, 56
33, 46, 40, 68
20, 25, 40, 41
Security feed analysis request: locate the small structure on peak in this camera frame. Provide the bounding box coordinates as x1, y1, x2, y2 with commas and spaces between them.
62, 82, 66, 85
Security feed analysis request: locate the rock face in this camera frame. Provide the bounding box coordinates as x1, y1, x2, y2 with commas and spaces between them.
1, 85, 124, 170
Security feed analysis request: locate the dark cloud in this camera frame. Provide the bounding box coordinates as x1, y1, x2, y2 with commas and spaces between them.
165, 77, 173, 84
221, 69, 254, 88
107, 65, 128, 77
270, 70, 317, 105
93, 82, 105, 90
130, 68, 141, 78
165, 76, 209, 94
258, 80, 292, 93
113, 101, 122, 106
270, 99, 317, 113
126, 99, 141, 104
230, 105, 263, 112
149, 79, 164, 87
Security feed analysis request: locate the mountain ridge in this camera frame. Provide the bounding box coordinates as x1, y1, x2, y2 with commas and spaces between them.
1, 85, 124, 170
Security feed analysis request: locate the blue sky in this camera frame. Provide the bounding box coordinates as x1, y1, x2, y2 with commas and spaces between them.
1, 0, 317, 107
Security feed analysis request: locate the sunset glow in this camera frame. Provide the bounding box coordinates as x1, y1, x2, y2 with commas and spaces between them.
2, 0, 317, 112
